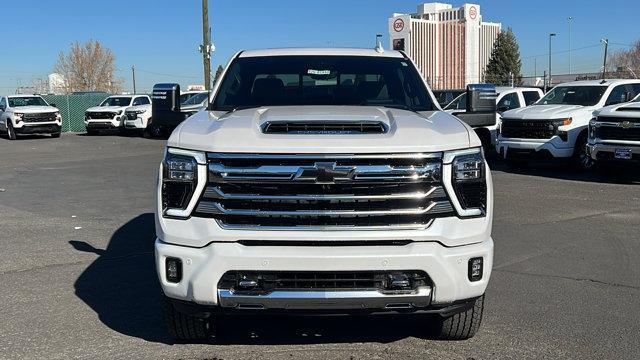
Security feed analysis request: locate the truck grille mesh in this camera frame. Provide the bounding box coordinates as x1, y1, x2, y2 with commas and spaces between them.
194, 153, 454, 229
22, 112, 57, 123
501, 119, 555, 139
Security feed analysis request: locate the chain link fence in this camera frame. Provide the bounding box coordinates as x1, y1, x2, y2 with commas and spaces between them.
42, 94, 112, 132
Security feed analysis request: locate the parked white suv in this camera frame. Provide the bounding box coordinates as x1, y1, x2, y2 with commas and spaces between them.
588, 93, 640, 164
496, 79, 640, 168
445, 86, 543, 147
84, 95, 151, 135
0, 95, 62, 140
155, 48, 494, 341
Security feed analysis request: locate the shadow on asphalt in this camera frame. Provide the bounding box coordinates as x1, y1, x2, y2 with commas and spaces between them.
486, 155, 640, 184
70, 213, 441, 345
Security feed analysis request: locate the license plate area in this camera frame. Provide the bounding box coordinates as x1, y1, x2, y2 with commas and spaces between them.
614, 148, 632, 160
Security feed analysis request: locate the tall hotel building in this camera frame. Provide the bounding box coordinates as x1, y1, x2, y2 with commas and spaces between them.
389, 3, 501, 89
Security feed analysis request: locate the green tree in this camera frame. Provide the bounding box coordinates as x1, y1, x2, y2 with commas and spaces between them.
484, 28, 523, 86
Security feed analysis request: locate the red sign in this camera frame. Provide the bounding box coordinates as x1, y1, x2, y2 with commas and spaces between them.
469, 6, 477, 20
393, 18, 405, 32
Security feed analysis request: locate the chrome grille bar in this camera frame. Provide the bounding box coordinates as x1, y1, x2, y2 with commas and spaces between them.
195, 200, 453, 217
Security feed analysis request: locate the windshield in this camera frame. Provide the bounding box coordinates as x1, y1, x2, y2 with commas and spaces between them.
183, 92, 209, 105
8, 96, 48, 107
212, 55, 435, 111
536, 86, 607, 106
100, 97, 132, 107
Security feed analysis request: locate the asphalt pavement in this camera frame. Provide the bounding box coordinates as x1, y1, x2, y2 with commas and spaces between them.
0, 133, 638, 360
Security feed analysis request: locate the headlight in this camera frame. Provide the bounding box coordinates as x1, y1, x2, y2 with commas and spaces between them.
161, 148, 206, 218
589, 119, 598, 139
116, 110, 123, 115
445, 148, 487, 216
552, 118, 572, 127
14, 112, 24, 118
85, 113, 91, 120
133, 109, 147, 114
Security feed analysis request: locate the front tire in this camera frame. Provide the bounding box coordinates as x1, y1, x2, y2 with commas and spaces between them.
7, 122, 17, 140
572, 132, 593, 170
435, 295, 484, 340
162, 295, 212, 341
51, 132, 61, 138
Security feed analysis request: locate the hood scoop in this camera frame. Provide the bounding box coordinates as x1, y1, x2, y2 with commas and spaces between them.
262, 121, 387, 135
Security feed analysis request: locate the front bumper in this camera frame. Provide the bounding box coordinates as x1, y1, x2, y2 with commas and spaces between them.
155, 237, 493, 308
496, 136, 574, 158
124, 118, 145, 129
14, 123, 61, 134
84, 118, 122, 129
587, 141, 640, 162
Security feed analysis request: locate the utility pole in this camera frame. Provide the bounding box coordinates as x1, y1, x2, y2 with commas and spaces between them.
548, 33, 556, 90
201, 0, 212, 90
534, 57, 537, 78
568, 17, 573, 75
601, 38, 609, 80
543, 70, 547, 93
131, 66, 136, 94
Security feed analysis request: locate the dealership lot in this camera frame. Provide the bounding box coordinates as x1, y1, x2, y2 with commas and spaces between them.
0, 134, 638, 360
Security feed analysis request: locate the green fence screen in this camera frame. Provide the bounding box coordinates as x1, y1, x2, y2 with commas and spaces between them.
42, 94, 112, 132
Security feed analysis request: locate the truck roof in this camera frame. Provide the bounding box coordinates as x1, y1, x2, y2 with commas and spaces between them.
555, 79, 640, 87
239, 47, 405, 59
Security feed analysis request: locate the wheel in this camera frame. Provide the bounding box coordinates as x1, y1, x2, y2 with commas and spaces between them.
161, 295, 212, 341
571, 132, 593, 170
143, 118, 154, 138
146, 121, 164, 139
51, 132, 61, 138
7, 122, 17, 140
435, 295, 484, 340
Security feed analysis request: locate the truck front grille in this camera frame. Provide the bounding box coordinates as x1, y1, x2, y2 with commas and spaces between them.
501, 119, 555, 139
22, 112, 57, 123
595, 117, 640, 141
125, 111, 138, 120
87, 111, 116, 119
194, 153, 455, 229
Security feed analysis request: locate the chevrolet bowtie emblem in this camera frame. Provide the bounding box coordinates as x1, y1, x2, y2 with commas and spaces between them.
620, 121, 633, 129
294, 162, 356, 183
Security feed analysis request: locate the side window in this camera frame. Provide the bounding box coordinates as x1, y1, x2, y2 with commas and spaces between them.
497, 92, 521, 112
132, 97, 146, 106
139, 97, 151, 105
605, 85, 635, 106
0, 97, 5, 111
522, 91, 541, 106
629, 84, 640, 99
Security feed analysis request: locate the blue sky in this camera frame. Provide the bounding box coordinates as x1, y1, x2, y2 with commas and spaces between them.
1, 0, 638, 93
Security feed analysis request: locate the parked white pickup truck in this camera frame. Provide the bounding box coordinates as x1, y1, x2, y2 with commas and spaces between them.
588, 93, 640, 165
155, 48, 494, 341
445, 86, 543, 147
123, 103, 152, 136
496, 79, 640, 168
84, 95, 151, 135
0, 95, 62, 139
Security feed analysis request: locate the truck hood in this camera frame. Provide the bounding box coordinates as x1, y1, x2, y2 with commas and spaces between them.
502, 104, 596, 120
12, 105, 58, 113
85, 106, 128, 112
169, 106, 473, 153
595, 101, 640, 118
126, 104, 151, 112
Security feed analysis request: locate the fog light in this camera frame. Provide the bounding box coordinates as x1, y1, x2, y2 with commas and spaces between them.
165, 257, 182, 283
468, 257, 483, 282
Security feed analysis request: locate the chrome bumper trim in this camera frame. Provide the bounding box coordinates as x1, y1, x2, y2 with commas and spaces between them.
217, 287, 432, 310
587, 142, 640, 160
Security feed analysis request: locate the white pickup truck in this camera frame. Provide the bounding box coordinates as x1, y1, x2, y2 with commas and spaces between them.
155, 48, 493, 341
496, 79, 640, 168
588, 94, 640, 165
0, 95, 62, 139
84, 95, 151, 135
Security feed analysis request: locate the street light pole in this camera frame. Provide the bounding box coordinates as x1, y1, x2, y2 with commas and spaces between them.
568, 17, 572, 75
548, 33, 556, 90
201, 0, 211, 90
131, 66, 136, 94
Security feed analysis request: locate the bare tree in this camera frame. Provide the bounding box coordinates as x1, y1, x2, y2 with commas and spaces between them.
54, 40, 123, 93
608, 40, 640, 79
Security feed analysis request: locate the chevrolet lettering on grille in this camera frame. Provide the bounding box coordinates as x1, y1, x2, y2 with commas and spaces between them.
294, 162, 356, 183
